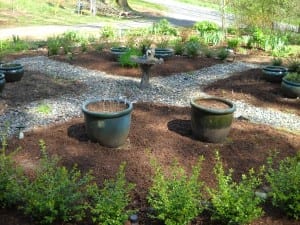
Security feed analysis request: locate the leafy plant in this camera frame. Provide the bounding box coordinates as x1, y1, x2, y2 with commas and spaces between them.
36, 103, 52, 114
0, 127, 26, 207
89, 163, 135, 225
287, 57, 300, 72
101, 26, 116, 39
217, 48, 229, 60
47, 36, 62, 55
171, 38, 185, 55
194, 21, 219, 35
207, 151, 264, 225
271, 57, 283, 66
227, 38, 240, 50
193, 21, 224, 46
152, 19, 178, 36
21, 140, 93, 225
118, 48, 142, 68
266, 153, 300, 219
147, 157, 204, 225
185, 36, 201, 57
283, 72, 300, 83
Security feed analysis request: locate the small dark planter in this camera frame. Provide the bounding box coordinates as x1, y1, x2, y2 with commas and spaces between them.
262, 66, 288, 83
0, 73, 5, 94
154, 48, 174, 59
281, 78, 300, 98
110, 47, 129, 60
0, 63, 24, 82
190, 97, 236, 143
82, 98, 133, 148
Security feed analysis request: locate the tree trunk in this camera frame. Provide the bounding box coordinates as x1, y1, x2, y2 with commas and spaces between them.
116, 0, 130, 10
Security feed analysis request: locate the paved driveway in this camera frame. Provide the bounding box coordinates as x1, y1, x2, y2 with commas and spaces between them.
0, 0, 231, 40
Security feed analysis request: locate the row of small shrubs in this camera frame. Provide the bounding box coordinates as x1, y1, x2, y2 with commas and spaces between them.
1, 132, 299, 225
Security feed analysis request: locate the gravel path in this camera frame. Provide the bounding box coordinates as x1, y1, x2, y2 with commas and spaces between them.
1, 56, 299, 137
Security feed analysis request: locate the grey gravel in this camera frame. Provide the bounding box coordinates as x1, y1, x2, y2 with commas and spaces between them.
1, 56, 299, 137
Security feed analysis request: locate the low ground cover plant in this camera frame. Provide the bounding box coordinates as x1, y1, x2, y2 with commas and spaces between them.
147, 157, 204, 225
88, 163, 135, 225
266, 153, 300, 219
21, 140, 94, 225
0, 129, 26, 208
207, 151, 264, 225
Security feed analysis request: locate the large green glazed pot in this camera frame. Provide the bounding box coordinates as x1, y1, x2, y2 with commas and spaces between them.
0, 73, 5, 94
0, 63, 24, 82
262, 66, 288, 83
82, 98, 133, 148
190, 97, 236, 143
281, 77, 300, 98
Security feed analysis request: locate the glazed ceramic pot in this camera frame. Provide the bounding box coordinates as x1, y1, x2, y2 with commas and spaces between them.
82, 98, 133, 148
281, 77, 300, 98
262, 66, 288, 83
190, 96, 236, 143
0, 73, 5, 94
110, 47, 129, 60
0, 63, 24, 82
154, 48, 174, 59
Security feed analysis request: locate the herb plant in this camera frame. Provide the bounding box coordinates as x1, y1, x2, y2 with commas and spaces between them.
266, 153, 300, 219
207, 151, 264, 225
118, 48, 142, 68
147, 157, 204, 225
89, 163, 135, 225
0, 128, 26, 207
21, 140, 93, 225
284, 72, 300, 83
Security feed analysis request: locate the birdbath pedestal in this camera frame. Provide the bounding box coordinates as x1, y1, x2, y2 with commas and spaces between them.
131, 51, 163, 89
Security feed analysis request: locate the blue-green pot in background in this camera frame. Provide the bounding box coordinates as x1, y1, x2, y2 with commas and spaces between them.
0, 63, 24, 82
82, 98, 133, 148
0, 73, 5, 94
190, 97, 236, 143
281, 77, 300, 98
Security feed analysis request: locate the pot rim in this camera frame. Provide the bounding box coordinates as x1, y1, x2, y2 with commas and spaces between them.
262, 66, 288, 72
190, 96, 236, 114
0, 63, 23, 70
282, 77, 300, 86
0, 72, 4, 79
82, 98, 133, 118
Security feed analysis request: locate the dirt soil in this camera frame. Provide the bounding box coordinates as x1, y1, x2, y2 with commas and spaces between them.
1, 50, 300, 225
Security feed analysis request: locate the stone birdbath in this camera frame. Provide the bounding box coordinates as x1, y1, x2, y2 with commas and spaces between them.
131, 49, 163, 89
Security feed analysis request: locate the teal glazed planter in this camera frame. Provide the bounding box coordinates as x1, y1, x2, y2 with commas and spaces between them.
0, 73, 5, 94
281, 78, 300, 98
110, 47, 129, 60
262, 66, 288, 83
154, 48, 174, 59
82, 98, 133, 148
190, 97, 236, 143
0, 63, 24, 82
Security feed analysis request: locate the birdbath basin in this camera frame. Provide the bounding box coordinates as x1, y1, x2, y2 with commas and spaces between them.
131, 53, 163, 89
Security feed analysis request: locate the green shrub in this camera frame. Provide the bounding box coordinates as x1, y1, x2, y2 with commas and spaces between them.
217, 48, 229, 60
207, 151, 264, 225
287, 57, 300, 72
193, 21, 220, 35
147, 157, 204, 225
171, 38, 185, 55
266, 153, 300, 219
193, 21, 224, 46
271, 57, 283, 66
89, 163, 135, 225
0, 129, 26, 207
227, 38, 240, 49
152, 19, 178, 36
185, 36, 201, 57
101, 26, 116, 39
284, 72, 300, 83
118, 48, 142, 68
47, 36, 62, 55
21, 140, 93, 225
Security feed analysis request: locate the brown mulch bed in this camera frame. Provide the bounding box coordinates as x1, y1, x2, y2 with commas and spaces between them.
0, 50, 299, 225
